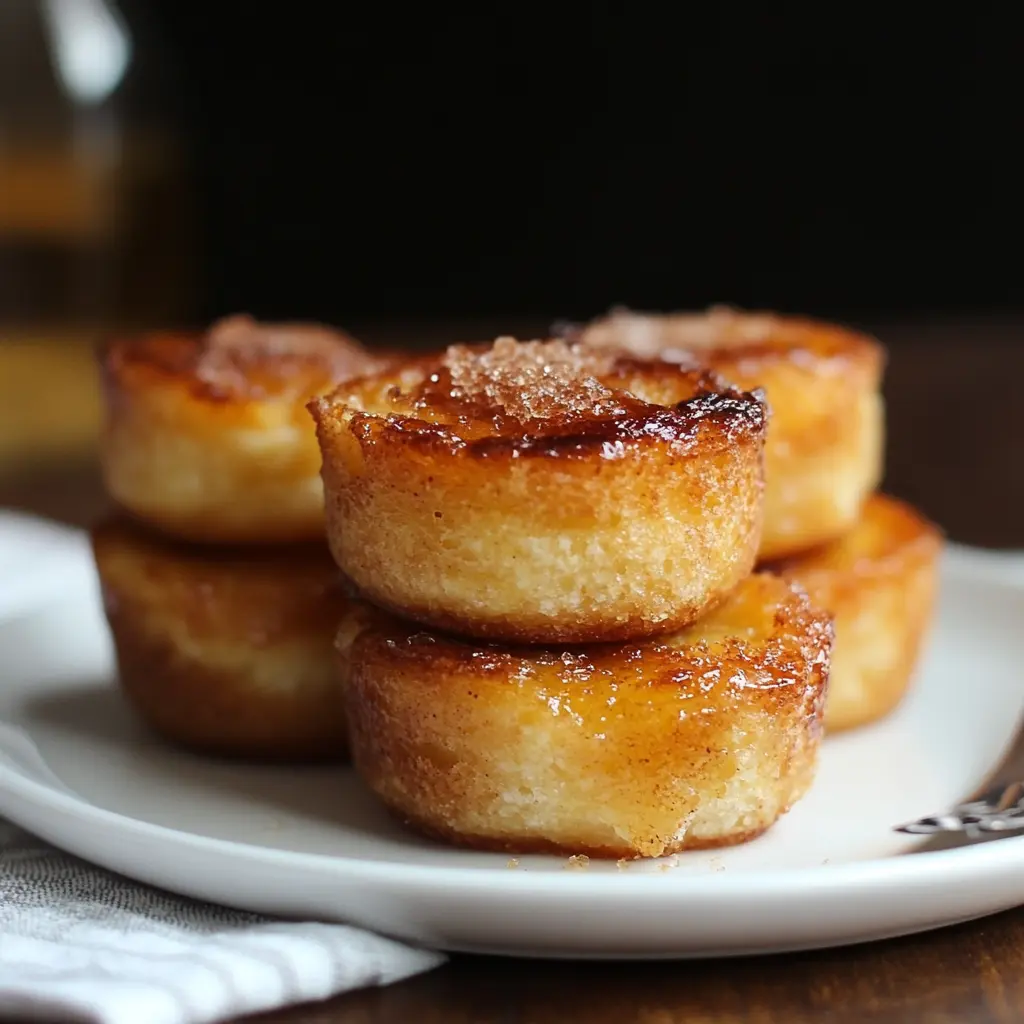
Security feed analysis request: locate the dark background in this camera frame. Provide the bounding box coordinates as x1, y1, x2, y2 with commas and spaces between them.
127, 4, 1021, 327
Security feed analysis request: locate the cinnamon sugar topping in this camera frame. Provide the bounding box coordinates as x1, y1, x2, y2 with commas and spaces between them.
195, 314, 365, 397
583, 306, 780, 359
440, 337, 624, 422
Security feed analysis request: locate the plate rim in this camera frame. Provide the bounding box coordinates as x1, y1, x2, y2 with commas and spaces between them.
2, 740, 1024, 900
1, 541, 1024, 901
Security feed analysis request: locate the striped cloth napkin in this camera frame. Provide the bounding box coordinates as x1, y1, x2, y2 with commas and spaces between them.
0, 822, 445, 1024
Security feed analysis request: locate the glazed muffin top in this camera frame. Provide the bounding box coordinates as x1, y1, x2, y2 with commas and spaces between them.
100, 313, 373, 405
312, 336, 766, 460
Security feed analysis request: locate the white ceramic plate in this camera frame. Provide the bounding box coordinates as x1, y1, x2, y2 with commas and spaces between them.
0, 511, 92, 624
0, 541, 1023, 959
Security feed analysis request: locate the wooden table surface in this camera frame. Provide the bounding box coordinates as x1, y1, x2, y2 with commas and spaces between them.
2, 315, 1024, 1023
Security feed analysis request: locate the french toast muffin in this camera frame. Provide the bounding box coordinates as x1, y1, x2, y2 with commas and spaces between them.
92, 517, 353, 761
311, 337, 767, 644
336, 572, 833, 858
574, 306, 885, 560
768, 493, 941, 732
99, 313, 379, 545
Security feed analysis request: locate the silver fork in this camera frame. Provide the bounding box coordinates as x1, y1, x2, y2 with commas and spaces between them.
896, 719, 1024, 852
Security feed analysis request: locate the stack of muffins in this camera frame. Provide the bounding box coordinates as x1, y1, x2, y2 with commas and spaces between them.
572, 306, 942, 733
91, 307, 942, 861
314, 336, 835, 858
91, 314, 380, 761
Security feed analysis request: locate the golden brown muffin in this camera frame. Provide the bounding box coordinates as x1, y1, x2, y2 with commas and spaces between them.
336, 572, 832, 858
572, 306, 886, 560
768, 492, 941, 733
310, 337, 767, 644
98, 313, 381, 545
91, 517, 352, 761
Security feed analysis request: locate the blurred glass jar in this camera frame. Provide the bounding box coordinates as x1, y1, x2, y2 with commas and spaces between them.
0, 0, 193, 334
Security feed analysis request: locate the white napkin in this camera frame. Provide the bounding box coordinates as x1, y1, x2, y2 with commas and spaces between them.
0, 821, 445, 1024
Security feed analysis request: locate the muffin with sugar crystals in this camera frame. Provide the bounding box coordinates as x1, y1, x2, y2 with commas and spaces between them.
311, 336, 768, 644
98, 313, 381, 545
573, 306, 885, 560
